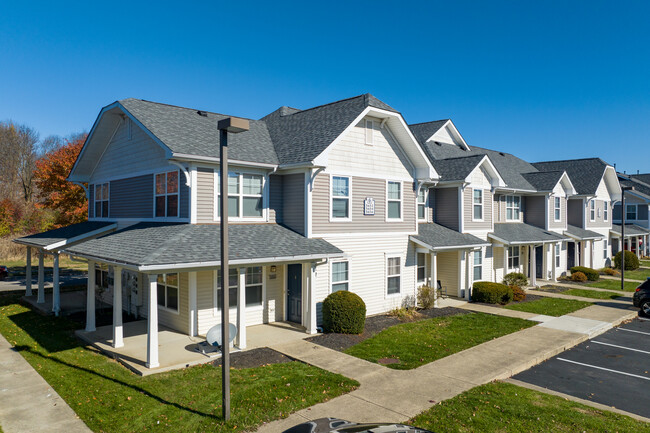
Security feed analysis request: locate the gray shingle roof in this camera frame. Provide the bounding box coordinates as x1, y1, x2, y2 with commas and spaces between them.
13, 221, 116, 250
532, 158, 611, 195
565, 225, 604, 240
520, 171, 565, 192
630, 173, 650, 185
408, 120, 449, 146
66, 223, 343, 269
611, 224, 650, 237
430, 155, 487, 182
619, 174, 650, 199
490, 223, 567, 245
119, 98, 279, 165
411, 223, 490, 250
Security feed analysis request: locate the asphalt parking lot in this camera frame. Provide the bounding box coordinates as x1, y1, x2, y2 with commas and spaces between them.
514, 316, 650, 419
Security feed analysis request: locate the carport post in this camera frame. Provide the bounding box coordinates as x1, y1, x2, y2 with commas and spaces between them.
37, 250, 45, 304
430, 252, 437, 307
530, 245, 537, 287
112, 266, 124, 348
146, 274, 159, 368
52, 252, 60, 316
86, 261, 96, 332
25, 246, 32, 297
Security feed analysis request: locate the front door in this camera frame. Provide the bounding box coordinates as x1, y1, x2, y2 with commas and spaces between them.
535, 246, 543, 279
287, 264, 302, 323
567, 242, 575, 269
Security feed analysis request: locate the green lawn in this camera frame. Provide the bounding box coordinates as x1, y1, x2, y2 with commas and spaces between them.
0, 295, 358, 432
505, 298, 591, 316
408, 382, 649, 432
641, 260, 650, 267
344, 313, 534, 370
561, 288, 626, 300
586, 279, 641, 292
621, 268, 650, 281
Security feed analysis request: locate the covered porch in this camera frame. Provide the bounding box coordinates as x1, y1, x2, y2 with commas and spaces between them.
611, 224, 650, 259
564, 224, 604, 269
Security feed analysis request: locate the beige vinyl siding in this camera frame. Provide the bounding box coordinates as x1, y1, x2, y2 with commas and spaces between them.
427, 188, 435, 223
524, 196, 546, 229
567, 199, 583, 227
196, 270, 215, 335
91, 119, 168, 182
268, 174, 283, 224
312, 173, 416, 234
136, 272, 189, 334
464, 188, 492, 231
434, 187, 459, 230
436, 251, 459, 297
196, 167, 214, 223
283, 173, 305, 235
494, 246, 506, 283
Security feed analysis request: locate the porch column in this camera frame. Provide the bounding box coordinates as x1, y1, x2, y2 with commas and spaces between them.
37, 250, 45, 304
503, 246, 508, 281
465, 250, 472, 300
25, 246, 32, 297
52, 252, 60, 316
112, 266, 123, 348
188, 271, 197, 337
553, 243, 559, 282
236, 268, 246, 349
307, 263, 317, 334
589, 241, 594, 269
430, 252, 438, 307
146, 274, 159, 368
85, 261, 96, 332
530, 245, 537, 287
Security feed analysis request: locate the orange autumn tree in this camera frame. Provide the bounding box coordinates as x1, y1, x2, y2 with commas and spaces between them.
34, 134, 88, 227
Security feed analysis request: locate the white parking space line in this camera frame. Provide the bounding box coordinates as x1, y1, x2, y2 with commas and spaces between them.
592, 341, 650, 355
557, 358, 650, 381
619, 328, 650, 337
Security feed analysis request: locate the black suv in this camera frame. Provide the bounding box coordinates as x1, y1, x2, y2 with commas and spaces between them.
633, 278, 650, 316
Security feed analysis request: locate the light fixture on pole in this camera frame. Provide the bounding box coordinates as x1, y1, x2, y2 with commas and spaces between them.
621, 186, 634, 291
217, 116, 249, 421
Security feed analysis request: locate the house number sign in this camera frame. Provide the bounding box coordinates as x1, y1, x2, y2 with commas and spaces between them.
364, 197, 375, 215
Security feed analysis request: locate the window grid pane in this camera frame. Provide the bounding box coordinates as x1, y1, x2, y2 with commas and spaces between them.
332, 177, 349, 197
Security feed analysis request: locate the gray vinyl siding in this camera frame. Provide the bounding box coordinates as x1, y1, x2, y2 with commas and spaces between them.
613, 203, 622, 221
283, 173, 305, 235
180, 179, 189, 219
427, 188, 435, 223
109, 174, 154, 219
196, 167, 214, 223
585, 199, 611, 229
269, 174, 283, 224
434, 187, 459, 231
548, 196, 566, 229
567, 199, 584, 227
88, 184, 94, 218
464, 188, 492, 231
524, 196, 546, 229
311, 173, 416, 234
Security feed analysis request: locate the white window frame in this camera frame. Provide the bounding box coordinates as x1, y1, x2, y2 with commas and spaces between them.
416, 252, 426, 284
589, 199, 596, 222
215, 171, 266, 221
157, 273, 179, 314
245, 266, 264, 309
505, 195, 521, 221
94, 182, 110, 219
604, 201, 609, 221
330, 175, 352, 222
603, 239, 608, 259
508, 246, 520, 270
473, 250, 483, 281
555, 244, 561, 268
472, 189, 484, 222
417, 188, 428, 221
214, 268, 238, 316
331, 260, 349, 293
626, 204, 637, 221
365, 119, 374, 145
386, 255, 402, 297
154, 170, 180, 219
386, 180, 403, 222
554, 196, 561, 222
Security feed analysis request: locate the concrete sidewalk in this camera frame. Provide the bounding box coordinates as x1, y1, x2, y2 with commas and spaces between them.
0, 334, 91, 433
527, 288, 631, 304
256, 304, 637, 432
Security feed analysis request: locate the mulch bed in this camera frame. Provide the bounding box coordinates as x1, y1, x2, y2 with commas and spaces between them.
306, 307, 469, 352
212, 347, 292, 369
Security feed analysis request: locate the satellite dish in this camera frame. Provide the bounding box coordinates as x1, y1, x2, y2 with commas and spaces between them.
206, 323, 237, 347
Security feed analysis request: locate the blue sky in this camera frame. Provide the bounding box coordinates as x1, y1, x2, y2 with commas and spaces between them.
1, 1, 648, 172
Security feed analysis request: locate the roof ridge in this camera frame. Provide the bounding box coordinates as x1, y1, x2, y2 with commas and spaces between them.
409, 119, 450, 126
120, 98, 258, 122
280, 93, 368, 116
433, 154, 486, 162
534, 157, 607, 165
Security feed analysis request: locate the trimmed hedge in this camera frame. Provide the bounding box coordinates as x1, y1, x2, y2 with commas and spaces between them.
570, 266, 599, 281
472, 282, 514, 305
322, 290, 366, 334
571, 271, 587, 282
503, 272, 528, 288
614, 251, 640, 271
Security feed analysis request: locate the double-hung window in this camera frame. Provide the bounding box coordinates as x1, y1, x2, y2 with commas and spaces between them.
603, 240, 608, 259
417, 188, 427, 221
217, 172, 264, 218
506, 195, 520, 220
331, 261, 349, 292
604, 202, 609, 221
555, 244, 561, 267
554, 197, 561, 221
331, 176, 350, 219
386, 257, 401, 295
473, 189, 483, 220
417, 252, 426, 284
94, 263, 113, 292
157, 273, 178, 312
245, 267, 263, 307
508, 246, 520, 269
387, 181, 402, 220
589, 200, 595, 221
94, 183, 109, 218
215, 268, 238, 310
626, 204, 637, 221
473, 251, 482, 281
155, 171, 179, 217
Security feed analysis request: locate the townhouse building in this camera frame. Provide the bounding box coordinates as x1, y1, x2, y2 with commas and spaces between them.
613, 172, 650, 256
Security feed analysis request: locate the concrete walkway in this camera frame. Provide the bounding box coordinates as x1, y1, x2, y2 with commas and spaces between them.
256, 304, 637, 432
0, 334, 91, 433
528, 288, 631, 305
601, 274, 644, 283
540, 280, 634, 295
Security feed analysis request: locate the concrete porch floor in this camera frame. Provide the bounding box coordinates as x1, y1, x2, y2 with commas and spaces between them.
22, 290, 88, 316
75, 320, 310, 376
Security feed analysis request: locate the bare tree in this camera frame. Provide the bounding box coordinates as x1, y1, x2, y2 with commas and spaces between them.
0, 121, 39, 202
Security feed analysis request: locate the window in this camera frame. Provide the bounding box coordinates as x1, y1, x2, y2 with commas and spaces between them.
604, 201, 609, 221
245, 267, 263, 307
386, 257, 401, 295
603, 240, 608, 259
155, 171, 179, 217
589, 200, 595, 221
473, 250, 482, 281
473, 189, 483, 220
365, 119, 374, 145
554, 197, 561, 221
331, 176, 350, 219
94, 183, 109, 218
555, 244, 561, 268
417, 253, 426, 284
387, 181, 402, 220
626, 204, 637, 221
331, 261, 349, 292
216, 268, 238, 310
417, 188, 427, 221
507, 246, 520, 269
94, 264, 113, 291
157, 273, 178, 312
217, 172, 263, 218
506, 195, 520, 220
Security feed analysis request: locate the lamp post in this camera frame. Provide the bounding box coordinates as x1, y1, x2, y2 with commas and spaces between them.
217, 116, 249, 421
621, 186, 634, 291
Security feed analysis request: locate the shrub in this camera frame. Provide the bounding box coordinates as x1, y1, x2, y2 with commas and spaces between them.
570, 266, 599, 281
614, 251, 640, 271
472, 282, 514, 305
503, 272, 528, 287
571, 271, 588, 282
512, 286, 526, 302
322, 290, 366, 334
417, 285, 436, 309
601, 267, 620, 276
388, 306, 419, 321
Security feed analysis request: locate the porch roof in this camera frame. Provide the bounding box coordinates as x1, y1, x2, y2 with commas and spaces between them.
65, 222, 343, 271
564, 224, 604, 241
489, 223, 567, 245
611, 224, 650, 238
411, 223, 490, 251
13, 221, 117, 251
